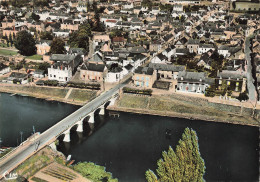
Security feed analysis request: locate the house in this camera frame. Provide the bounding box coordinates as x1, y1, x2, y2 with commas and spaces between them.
133, 66, 157, 88
60, 19, 79, 32
33, 69, 45, 78
112, 37, 126, 47
198, 44, 215, 55
7, 72, 28, 84
173, 4, 183, 12
216, 70, 246, 92
150, 41, 162, 52
0, 63, 10, 75
176, 71, 209, 94
104, 7, 114, 15
218, 45, 230, 58
36, 40, 51, 55
53, 29, 70, 37
162, 46, 175, 59
104, 19, 118, 28
48, 54, 82, 83
88, 52, 104, 64
80, 62, 107, 82
105, 64, 128, 83
187, 39, 200, 53
148, 63, 185, 80
151, 53, 168, 64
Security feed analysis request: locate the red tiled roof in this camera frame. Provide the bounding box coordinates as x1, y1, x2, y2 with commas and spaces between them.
113, 37, 125, 42
106, 19, 117, 23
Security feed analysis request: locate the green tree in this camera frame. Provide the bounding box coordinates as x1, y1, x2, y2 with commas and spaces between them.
31, 12, 40, 22
8, 34, 13, 47
68, 22, 91, 52
15, 30, 37, 56
40, 31, 53, 40
237, 91, 249, 102
73, 162, 118, 182
50, 37, 65, 54
146, 128, 206, 182
38, 62, 50, 73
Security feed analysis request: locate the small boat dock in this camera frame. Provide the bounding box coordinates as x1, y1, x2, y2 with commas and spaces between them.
109, 111, 120, 118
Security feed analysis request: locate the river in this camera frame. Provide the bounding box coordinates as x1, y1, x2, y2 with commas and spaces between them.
0, 93, 259, 181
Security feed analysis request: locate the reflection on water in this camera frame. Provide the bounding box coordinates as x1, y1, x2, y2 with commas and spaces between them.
57, 112, 259, 182
0, 93, 258, 182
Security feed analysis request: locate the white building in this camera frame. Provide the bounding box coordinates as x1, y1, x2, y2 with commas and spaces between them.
48, 54, 82, 83
198, 44, 215, 55
218, 45, 230, 58
0, 64, 10, 75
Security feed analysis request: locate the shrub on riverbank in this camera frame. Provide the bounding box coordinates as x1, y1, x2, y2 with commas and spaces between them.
122, 87, 152, 95
67, 82, 101, 90
72, 162, 118, 182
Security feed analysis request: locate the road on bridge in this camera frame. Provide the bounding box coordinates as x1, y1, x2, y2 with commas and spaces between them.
0, 80, 128, 179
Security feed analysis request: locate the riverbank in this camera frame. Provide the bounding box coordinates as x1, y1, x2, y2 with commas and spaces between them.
0, 84, 97, 106
0, 83, 259, 126
11, 146, 91, 182
108, 94, 259, 127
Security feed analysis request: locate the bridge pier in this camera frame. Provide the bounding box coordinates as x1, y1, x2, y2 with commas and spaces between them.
63, 129, 71, 142
49, 142, 57, 151
88, 112, 95, 123
76, 118, 84, 132
99, 104, 105, 115
109, 96, 118, 106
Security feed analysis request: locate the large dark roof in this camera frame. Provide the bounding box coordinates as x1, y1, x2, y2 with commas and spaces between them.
134, 66, 154, 75
149, 63, 185, 72
81, 63, 106, 72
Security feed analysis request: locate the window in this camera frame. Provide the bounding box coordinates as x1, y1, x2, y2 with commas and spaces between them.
136, 76, 139, 80
146, 81, 149, 87
227, 81, 230, 86
142, 77, 144, 80
146, 77, 149, 81
54, 75, 56, 78
136, 81, 139, 86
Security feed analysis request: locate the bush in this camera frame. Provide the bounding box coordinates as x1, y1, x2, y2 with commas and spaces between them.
67, 82, 101, 90
122, 87, 152, 96
43, 80, 58, 86
237, 92, 249, 102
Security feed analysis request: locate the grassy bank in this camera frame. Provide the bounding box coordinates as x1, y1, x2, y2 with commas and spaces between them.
0, 48, 18, 56
25, 54, 43, 60
114, 94, 259, 126
0, 84, 97, 105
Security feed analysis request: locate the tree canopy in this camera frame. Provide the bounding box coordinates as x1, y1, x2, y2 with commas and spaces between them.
40, 31, 53, 40
68, 22, 91, 52
237, 91, 249, 102
50, 37, 65, 54
31, 12, 40, 22
73, 162, 118, 182
146, 128, 206, 182
15, 30, 37, 56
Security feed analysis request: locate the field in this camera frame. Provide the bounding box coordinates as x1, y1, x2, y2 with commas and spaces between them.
0, 48, 18, 56
68, 89, 97, 102
26, 55, 43, 60
0, 85, 97, 105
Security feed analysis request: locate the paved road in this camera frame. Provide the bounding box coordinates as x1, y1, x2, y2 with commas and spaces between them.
245, 35, 257, 103
0, 80, 128, 178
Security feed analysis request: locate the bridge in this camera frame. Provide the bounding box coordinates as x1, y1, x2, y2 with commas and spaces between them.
0, 79, 128, 179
